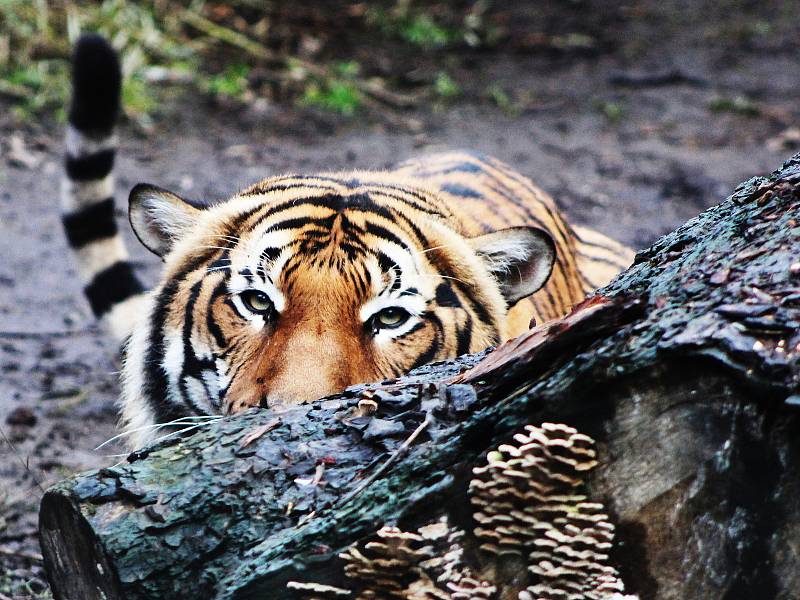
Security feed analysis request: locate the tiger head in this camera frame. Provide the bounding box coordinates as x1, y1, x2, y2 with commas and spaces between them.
122, 176, 554, 427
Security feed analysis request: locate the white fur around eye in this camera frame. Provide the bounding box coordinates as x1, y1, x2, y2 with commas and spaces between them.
228, 273, 284, 329
360, 294, 426, 323
225, 230, 291, 328
360, 293, 427, 344
372, 315, 418, 344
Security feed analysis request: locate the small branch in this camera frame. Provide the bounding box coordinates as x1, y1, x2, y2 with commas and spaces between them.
608, 68, 707, 88
338, 412, 434, 506
0, 329, 90, 340
0, 80, 33, 100
0, 546, 43, 562
179, 10, 273, 61
357, 79, 422, 109
179, 9, 420, 109
0, 426, 46, 497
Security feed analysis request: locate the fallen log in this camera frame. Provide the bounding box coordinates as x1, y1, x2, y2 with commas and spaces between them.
39, 154, 800, 600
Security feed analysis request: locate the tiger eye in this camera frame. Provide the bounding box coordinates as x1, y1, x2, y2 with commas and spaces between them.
375, 307, 410, 329
241, 290, 273, 315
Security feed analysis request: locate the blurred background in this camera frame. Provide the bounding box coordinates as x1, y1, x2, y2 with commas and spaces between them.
0, 1, 798, 596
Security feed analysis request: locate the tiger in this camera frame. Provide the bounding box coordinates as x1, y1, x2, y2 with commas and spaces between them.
61, 35, 633, 448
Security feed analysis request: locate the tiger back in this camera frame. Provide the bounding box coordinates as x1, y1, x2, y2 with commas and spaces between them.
391, 152, 634, 332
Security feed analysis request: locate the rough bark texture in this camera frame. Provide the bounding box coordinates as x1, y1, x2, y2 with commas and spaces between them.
39, 154, 800, 600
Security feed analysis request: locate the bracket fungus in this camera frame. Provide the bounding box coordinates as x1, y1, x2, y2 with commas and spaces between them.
469, 423, 633, 600
290, 423, 634, 600
289, 517, 495, 599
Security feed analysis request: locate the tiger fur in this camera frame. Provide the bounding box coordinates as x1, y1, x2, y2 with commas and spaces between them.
62, 35, 633, 448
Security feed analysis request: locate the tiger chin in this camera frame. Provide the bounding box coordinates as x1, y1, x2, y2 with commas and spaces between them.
61, 35, 634, 449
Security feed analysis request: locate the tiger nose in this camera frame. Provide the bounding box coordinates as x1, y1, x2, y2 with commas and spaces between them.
262, 333, 352, 404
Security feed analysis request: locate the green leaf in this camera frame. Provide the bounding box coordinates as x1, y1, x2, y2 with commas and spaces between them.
434, 72, 460, 99
302, 80, 361, 115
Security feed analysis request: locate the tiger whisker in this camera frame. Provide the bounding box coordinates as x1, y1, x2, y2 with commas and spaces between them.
207, 234, 242, 242
194, 245, 239, 252
209, 241, 242, 249
94, 416, 223, 451
145, 423, 210, 447
414, 244, 455, 256
206, 257, 234, 269
437, 275, 471, 286
416, 273, 471, 286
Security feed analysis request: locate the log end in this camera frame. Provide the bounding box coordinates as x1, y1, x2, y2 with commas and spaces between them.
39, 487, 122, 600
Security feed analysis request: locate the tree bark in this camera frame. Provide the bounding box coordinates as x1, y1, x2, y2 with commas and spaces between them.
39, 154, 800, 600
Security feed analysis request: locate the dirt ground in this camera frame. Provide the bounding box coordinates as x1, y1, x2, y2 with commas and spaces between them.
1, 1, 798, 596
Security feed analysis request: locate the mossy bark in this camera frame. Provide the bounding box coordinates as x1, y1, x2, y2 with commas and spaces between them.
40, 154, 800, 600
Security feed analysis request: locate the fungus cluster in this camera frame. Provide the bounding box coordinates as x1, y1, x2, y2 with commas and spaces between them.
469, 422, 632, 600
339, 518, 495, 599
288, 517, 495, 599
289, 422, 634, 599
340, 526, 430, 598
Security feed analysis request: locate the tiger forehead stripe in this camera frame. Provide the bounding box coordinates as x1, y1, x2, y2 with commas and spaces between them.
241, 171, 380, 193
239, 175, 344, 196
229, 186, 444, 262
239, 193, 420, 254
251, 182, 442, 220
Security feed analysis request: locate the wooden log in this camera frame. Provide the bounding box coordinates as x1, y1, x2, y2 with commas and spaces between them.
39, 154, 800, 600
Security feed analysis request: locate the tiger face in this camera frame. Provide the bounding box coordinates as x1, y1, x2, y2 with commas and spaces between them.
122, 176, 555, 429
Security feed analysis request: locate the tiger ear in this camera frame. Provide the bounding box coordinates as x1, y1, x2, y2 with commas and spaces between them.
129, 184, 202, 257
469, 226, 556, 306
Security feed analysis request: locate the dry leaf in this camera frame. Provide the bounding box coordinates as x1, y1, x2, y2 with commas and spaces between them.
239, 417, 281, 449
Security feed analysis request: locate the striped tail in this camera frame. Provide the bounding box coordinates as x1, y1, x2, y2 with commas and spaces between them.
61, 34, 147, 341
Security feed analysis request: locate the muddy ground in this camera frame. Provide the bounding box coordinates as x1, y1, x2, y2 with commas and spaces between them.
1, 1, 798, 596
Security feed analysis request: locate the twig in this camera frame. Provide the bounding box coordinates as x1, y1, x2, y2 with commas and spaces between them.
0, 329, 90, 340
0, 546, 43, 562
338, 411, 434, 506
0, 80, 33, 100
179, 9, 420, 109
0, 425, 45, 497
179, 10, 273, 61
608, 69, 707, 88
357, 79, 421, 109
